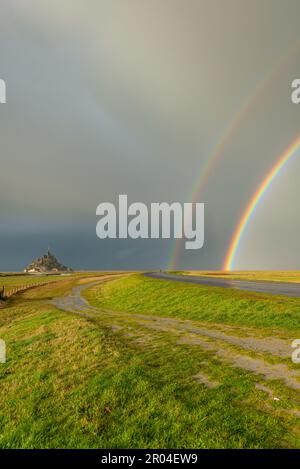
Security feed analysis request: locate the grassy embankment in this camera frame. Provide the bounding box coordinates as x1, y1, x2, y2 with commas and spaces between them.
86, 274, 300, 332
0, 271, 115, 289
0, 273, 300, 448
173, 270, 300, 283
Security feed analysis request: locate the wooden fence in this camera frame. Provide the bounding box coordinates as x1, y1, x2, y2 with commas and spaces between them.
0, 281, 55, 300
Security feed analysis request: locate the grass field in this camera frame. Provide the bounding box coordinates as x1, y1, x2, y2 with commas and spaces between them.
86, 274, 300, 331
0, 272, 300, 448
174, 270, 300, 283
0, 271, 120, 288
0, 273, 66, 288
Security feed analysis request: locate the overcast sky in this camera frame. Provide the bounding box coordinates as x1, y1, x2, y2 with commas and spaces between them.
1, 0, 300, 271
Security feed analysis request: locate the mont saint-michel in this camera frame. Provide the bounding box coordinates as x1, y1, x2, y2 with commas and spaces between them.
24, 250, 72, 274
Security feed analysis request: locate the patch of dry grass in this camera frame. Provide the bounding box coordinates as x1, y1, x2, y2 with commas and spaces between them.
176, 270, 300, 283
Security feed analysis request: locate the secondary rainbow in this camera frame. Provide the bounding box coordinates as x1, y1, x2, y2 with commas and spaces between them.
224, 135, 300, 271
168, 39, 300, 270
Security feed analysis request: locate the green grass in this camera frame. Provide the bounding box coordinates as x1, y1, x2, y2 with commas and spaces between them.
85, 274, 300, 332
0, 274, 64, 288
0, 291, 298, 448
1, 273, 300, 448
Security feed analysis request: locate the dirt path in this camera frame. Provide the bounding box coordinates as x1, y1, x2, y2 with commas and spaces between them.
51, 282, 100, 316
50, 279, 300, 396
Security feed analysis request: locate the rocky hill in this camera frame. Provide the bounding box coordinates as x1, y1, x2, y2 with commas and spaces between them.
24, 250, 72, 274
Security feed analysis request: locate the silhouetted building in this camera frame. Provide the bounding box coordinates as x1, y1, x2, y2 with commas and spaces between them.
24, 250, 72, 273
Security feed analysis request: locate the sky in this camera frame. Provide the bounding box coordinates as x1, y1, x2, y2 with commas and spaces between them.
0, 0, 300, 271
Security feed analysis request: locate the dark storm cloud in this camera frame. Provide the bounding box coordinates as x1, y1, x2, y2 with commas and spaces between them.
1, 0, 300, 270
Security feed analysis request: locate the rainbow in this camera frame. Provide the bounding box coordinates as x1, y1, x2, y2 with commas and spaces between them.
168, 40, 300, 270
224, 136, 300, 271
168, 113, 251, 269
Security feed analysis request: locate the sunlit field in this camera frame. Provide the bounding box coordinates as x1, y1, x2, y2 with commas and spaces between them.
0, 273, 66, 288
0, 272, 300, 448
174, 271, 300, 283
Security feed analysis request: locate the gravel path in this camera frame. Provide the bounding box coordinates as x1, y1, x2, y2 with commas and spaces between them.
50, 279, 300, 394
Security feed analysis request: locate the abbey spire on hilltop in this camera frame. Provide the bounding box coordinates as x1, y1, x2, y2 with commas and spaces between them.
24, 249, 73, 274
